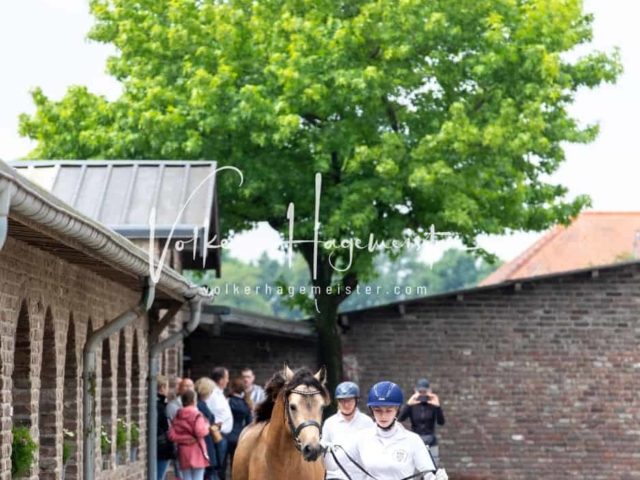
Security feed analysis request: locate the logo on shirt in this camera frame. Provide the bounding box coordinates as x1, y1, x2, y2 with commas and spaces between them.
393, 449, 409, 463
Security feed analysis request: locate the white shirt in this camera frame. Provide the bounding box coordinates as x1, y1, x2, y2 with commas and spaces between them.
205, 385, 233, 434
325, 422, 439, 480
322, 409, 374, 479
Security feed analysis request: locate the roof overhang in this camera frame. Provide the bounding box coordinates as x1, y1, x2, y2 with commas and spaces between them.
331, 258, 640, 319
199, 305, 316, 340
0, 160, 212, 304
9, 160, 221, 277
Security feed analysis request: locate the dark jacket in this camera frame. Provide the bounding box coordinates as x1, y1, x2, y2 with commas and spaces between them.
398, 402, 445, 445
157, 393, 176, 460
197, 398, 219, 468
227, 395, 253, 445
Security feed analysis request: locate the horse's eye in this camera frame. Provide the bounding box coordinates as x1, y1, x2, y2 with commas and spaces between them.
290, 404, 297, 412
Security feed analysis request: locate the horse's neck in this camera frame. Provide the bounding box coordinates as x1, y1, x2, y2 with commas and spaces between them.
265, 394, 295, 451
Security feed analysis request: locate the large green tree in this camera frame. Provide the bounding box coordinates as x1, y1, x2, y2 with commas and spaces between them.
19, 0, 621, 394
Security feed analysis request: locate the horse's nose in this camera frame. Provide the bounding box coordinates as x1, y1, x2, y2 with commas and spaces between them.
302, 444, 320, 461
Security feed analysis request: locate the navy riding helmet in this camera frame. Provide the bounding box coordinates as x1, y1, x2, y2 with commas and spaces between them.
367, 381, 404, 407
335, 381, 360, 399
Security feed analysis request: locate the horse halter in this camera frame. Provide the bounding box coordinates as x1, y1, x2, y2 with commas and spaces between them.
284, 388, 324, 451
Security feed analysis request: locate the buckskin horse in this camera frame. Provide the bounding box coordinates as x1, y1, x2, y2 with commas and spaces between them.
232, 363, 330, 480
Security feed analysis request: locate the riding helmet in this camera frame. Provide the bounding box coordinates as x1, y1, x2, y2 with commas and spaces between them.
335, 381, 360, 399
366, 381, 404, 407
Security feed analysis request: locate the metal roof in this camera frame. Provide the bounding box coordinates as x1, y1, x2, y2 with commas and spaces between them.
9, 160, 220, 276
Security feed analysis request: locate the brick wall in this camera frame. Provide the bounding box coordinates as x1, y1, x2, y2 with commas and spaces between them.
0, 237, 150, 480
341, 263, 640, 480
186, 329, 318, 386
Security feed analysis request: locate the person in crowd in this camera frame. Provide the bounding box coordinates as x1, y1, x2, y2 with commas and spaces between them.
195, 377, 221, 480
168, 390, 211, 480
156, 375, 176, 480
322, 381, 447, 480
206, 367, 232, 479
226, 377, 253, 470
322, 381, 373, 480
167, 378, 195, 421
399, 378, 445, 466
167, 377, 195, 479
241, 367, 266, 405
169, 376, 183, 401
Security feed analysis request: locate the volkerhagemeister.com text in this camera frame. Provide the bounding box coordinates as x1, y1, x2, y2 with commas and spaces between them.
210, 284, 429, 297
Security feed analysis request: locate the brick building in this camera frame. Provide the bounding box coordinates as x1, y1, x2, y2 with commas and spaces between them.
0, 160, 212, 480
336, 260, 640, 480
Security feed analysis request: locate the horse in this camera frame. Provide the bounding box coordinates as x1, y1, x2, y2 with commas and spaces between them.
232, 363, 330, 480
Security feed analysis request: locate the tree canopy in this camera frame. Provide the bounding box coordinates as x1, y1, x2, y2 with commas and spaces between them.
18, 0, 622, 392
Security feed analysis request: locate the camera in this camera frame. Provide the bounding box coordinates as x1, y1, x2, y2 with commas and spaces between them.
418, 395, 430, 403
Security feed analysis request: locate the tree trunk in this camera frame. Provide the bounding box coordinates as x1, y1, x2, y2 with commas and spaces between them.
315, 296, 343, 417
298, 245, 347, 417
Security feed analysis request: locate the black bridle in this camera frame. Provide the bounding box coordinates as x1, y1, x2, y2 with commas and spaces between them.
284, 388, 324, 451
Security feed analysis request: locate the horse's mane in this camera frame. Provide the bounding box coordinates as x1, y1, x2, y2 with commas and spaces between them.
254, 367, 329, 423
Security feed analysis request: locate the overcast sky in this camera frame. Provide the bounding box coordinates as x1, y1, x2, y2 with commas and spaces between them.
1, 0, 637, 264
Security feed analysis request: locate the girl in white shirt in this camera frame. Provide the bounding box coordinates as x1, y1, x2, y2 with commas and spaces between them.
322, 381, 374, 480
323, 381, 448, 480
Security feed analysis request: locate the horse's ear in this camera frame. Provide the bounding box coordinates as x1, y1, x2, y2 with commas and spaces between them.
283, 362, 295, 383
314, 365, 327, 384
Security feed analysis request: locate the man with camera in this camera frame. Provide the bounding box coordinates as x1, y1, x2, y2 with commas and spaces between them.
398, 378, 446, 467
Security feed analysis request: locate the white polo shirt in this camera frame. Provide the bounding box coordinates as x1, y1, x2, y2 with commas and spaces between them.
326, 422, 438, 480
205, 385, 233, 434
322, 409, 374, 479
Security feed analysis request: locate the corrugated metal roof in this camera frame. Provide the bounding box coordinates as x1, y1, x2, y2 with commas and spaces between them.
9, 160, 220, 275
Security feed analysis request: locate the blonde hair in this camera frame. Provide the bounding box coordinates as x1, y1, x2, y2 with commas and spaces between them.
156, 375, 169, 390
195, 377, 215, 399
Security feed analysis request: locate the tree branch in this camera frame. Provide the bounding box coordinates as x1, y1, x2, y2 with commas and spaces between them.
331, 151, 341, 184
301, 113, 324, 126
382, 95, 400, 133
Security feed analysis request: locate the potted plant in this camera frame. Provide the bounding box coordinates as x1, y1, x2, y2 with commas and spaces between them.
11, 426, 37, 478
62, 428, 75, 479
100, 425, 111, 470
129, 422, 139, 462
115, 419, 128, 466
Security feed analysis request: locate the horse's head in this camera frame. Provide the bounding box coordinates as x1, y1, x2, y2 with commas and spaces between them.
283, 363, 330, 462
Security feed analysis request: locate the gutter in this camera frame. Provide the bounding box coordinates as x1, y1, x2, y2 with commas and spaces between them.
147, 296, 204, 480
0, 181, 11, 250
83, 277, 155, 480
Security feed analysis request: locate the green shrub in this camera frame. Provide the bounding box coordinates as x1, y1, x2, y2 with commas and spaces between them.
11, 426, 37, 477
130, 422, 139, 447
62, 428, 75, 465
116, 419, 128, 451
100, 425, 111, 455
